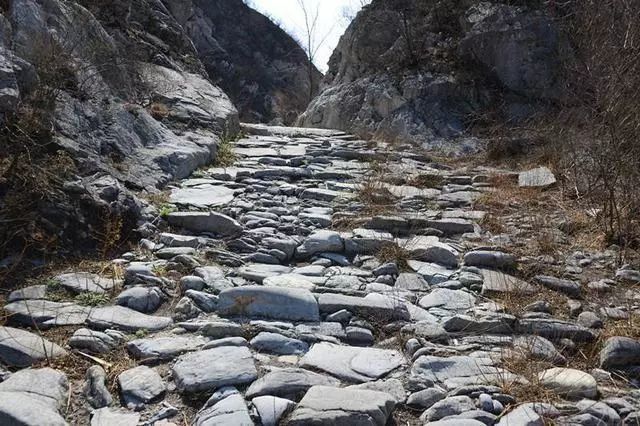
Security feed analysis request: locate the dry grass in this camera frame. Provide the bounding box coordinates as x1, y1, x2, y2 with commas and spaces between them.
148, 102, 169, 120
213, 137, 237, 168
406, 173, 444, 189
498, 352, 559, 405
377, 243, 411, 271
490, 286, 570, 320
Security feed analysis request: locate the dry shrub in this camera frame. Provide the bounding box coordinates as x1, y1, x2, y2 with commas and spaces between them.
547, 0, 640, 257
377, 243, 411, 271
148, 102, 170, 120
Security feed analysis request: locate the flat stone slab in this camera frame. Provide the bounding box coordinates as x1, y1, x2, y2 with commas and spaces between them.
172, 346, 257, 393
412, 355, 509, 389
170, 185, 235, 208
167, 212, 243, 236
287, 385, 397, 425
4, 300, 91, 327
0, 326, 67, 367
0, 368, 68, 426
127, 336, 207, 361
317, 293, 409, 321
87, 306, 172, 332
519, 166, 556, 188
118, 366, 165, 407
194, 389, 253, 425
56, 272, 119, 294
538, 368, 597, 399
217, 285, 320, 322
300, 342, 404, 383
419, 289, 477, 312
246, 368, 341, 400
91, 408, 140, 426
236, 264, 292, 283
481, 269, 537, 294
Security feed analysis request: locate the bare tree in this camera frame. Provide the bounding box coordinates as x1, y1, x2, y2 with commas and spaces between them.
296, 0, 335, 101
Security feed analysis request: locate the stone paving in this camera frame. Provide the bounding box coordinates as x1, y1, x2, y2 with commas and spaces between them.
1, 125, 639, 425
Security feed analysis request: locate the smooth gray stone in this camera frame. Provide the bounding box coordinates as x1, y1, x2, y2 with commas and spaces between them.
287, 385, 396, 425
463, 250, 516, 269
316, 292, 410, 321
300, 188, 341, 201
513, 335, 566, 365
199, 320, 244, 339
115, 286, 165, 313
7, 285, 47, 302
170, 185, 235, 208
87, 306, 172, 332
217, 286, 320, 322
0, 326, 67, 367
395, 273, 429, 291
423, 396, 476, 421
167, 211, 243, 236
481, 268, 537, 294
194, 388, 253, 426
426, 219, 475, 235
575, 400, 621, 425
250, 332, 309, 355
0, 368, 68, 426
91, 408, 140, 426
159, 232, 203, 248
535, 275, 582, 297
118, 366, 165, 408
295, 322, 346, 340
203, 337, 249, 349
538, 368, 597, 399
127, 336, 207, 360
411, 355, 503, 387
194, 266, 232, 293
4, 299, 91, 327
155, 246, 196, 259
300, 342, 404, 383
296, 230, 344, 257
172, 346, 257, 393
252, 395, 295, 426
407, 387, 446, 409
404, 236, 459, 267
246, 368, 341, 400
69, 328, 120, 354
84, 366, 112, 409
235, 264, 292, 283
419, 289, 476, 312
516, 318, 595, 343
185, 289, 219, 312
346, 378, 407, 404
497, 403, 545, 426
600, 336, 640, 369
443, 314, 516, 334
56, 272, 119, 294
519, 166, 556, 188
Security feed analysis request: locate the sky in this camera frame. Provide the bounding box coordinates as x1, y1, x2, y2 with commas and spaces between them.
247, 0, 368, 73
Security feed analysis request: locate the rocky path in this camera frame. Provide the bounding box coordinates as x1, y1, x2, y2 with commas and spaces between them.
1, 124, 640, 425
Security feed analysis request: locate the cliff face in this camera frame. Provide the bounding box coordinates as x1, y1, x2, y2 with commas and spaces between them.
298, 0, 562, 153
0, 0, 240, 255
169, 0, 322, 125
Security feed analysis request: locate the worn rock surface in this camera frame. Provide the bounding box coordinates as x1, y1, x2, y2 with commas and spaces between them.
299, 0, 563, 152
1, 124, 637, 425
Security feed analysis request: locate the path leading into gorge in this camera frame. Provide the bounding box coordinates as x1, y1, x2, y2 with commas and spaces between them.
0, 124, 638, 425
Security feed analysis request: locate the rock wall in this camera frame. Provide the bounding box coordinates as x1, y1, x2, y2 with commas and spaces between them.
298, 0, 562, 152
169, 0, 322, 125
0, 0, 239, 254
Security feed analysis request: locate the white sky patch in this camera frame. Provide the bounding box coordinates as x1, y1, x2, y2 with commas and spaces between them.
247, 0, 366, 73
